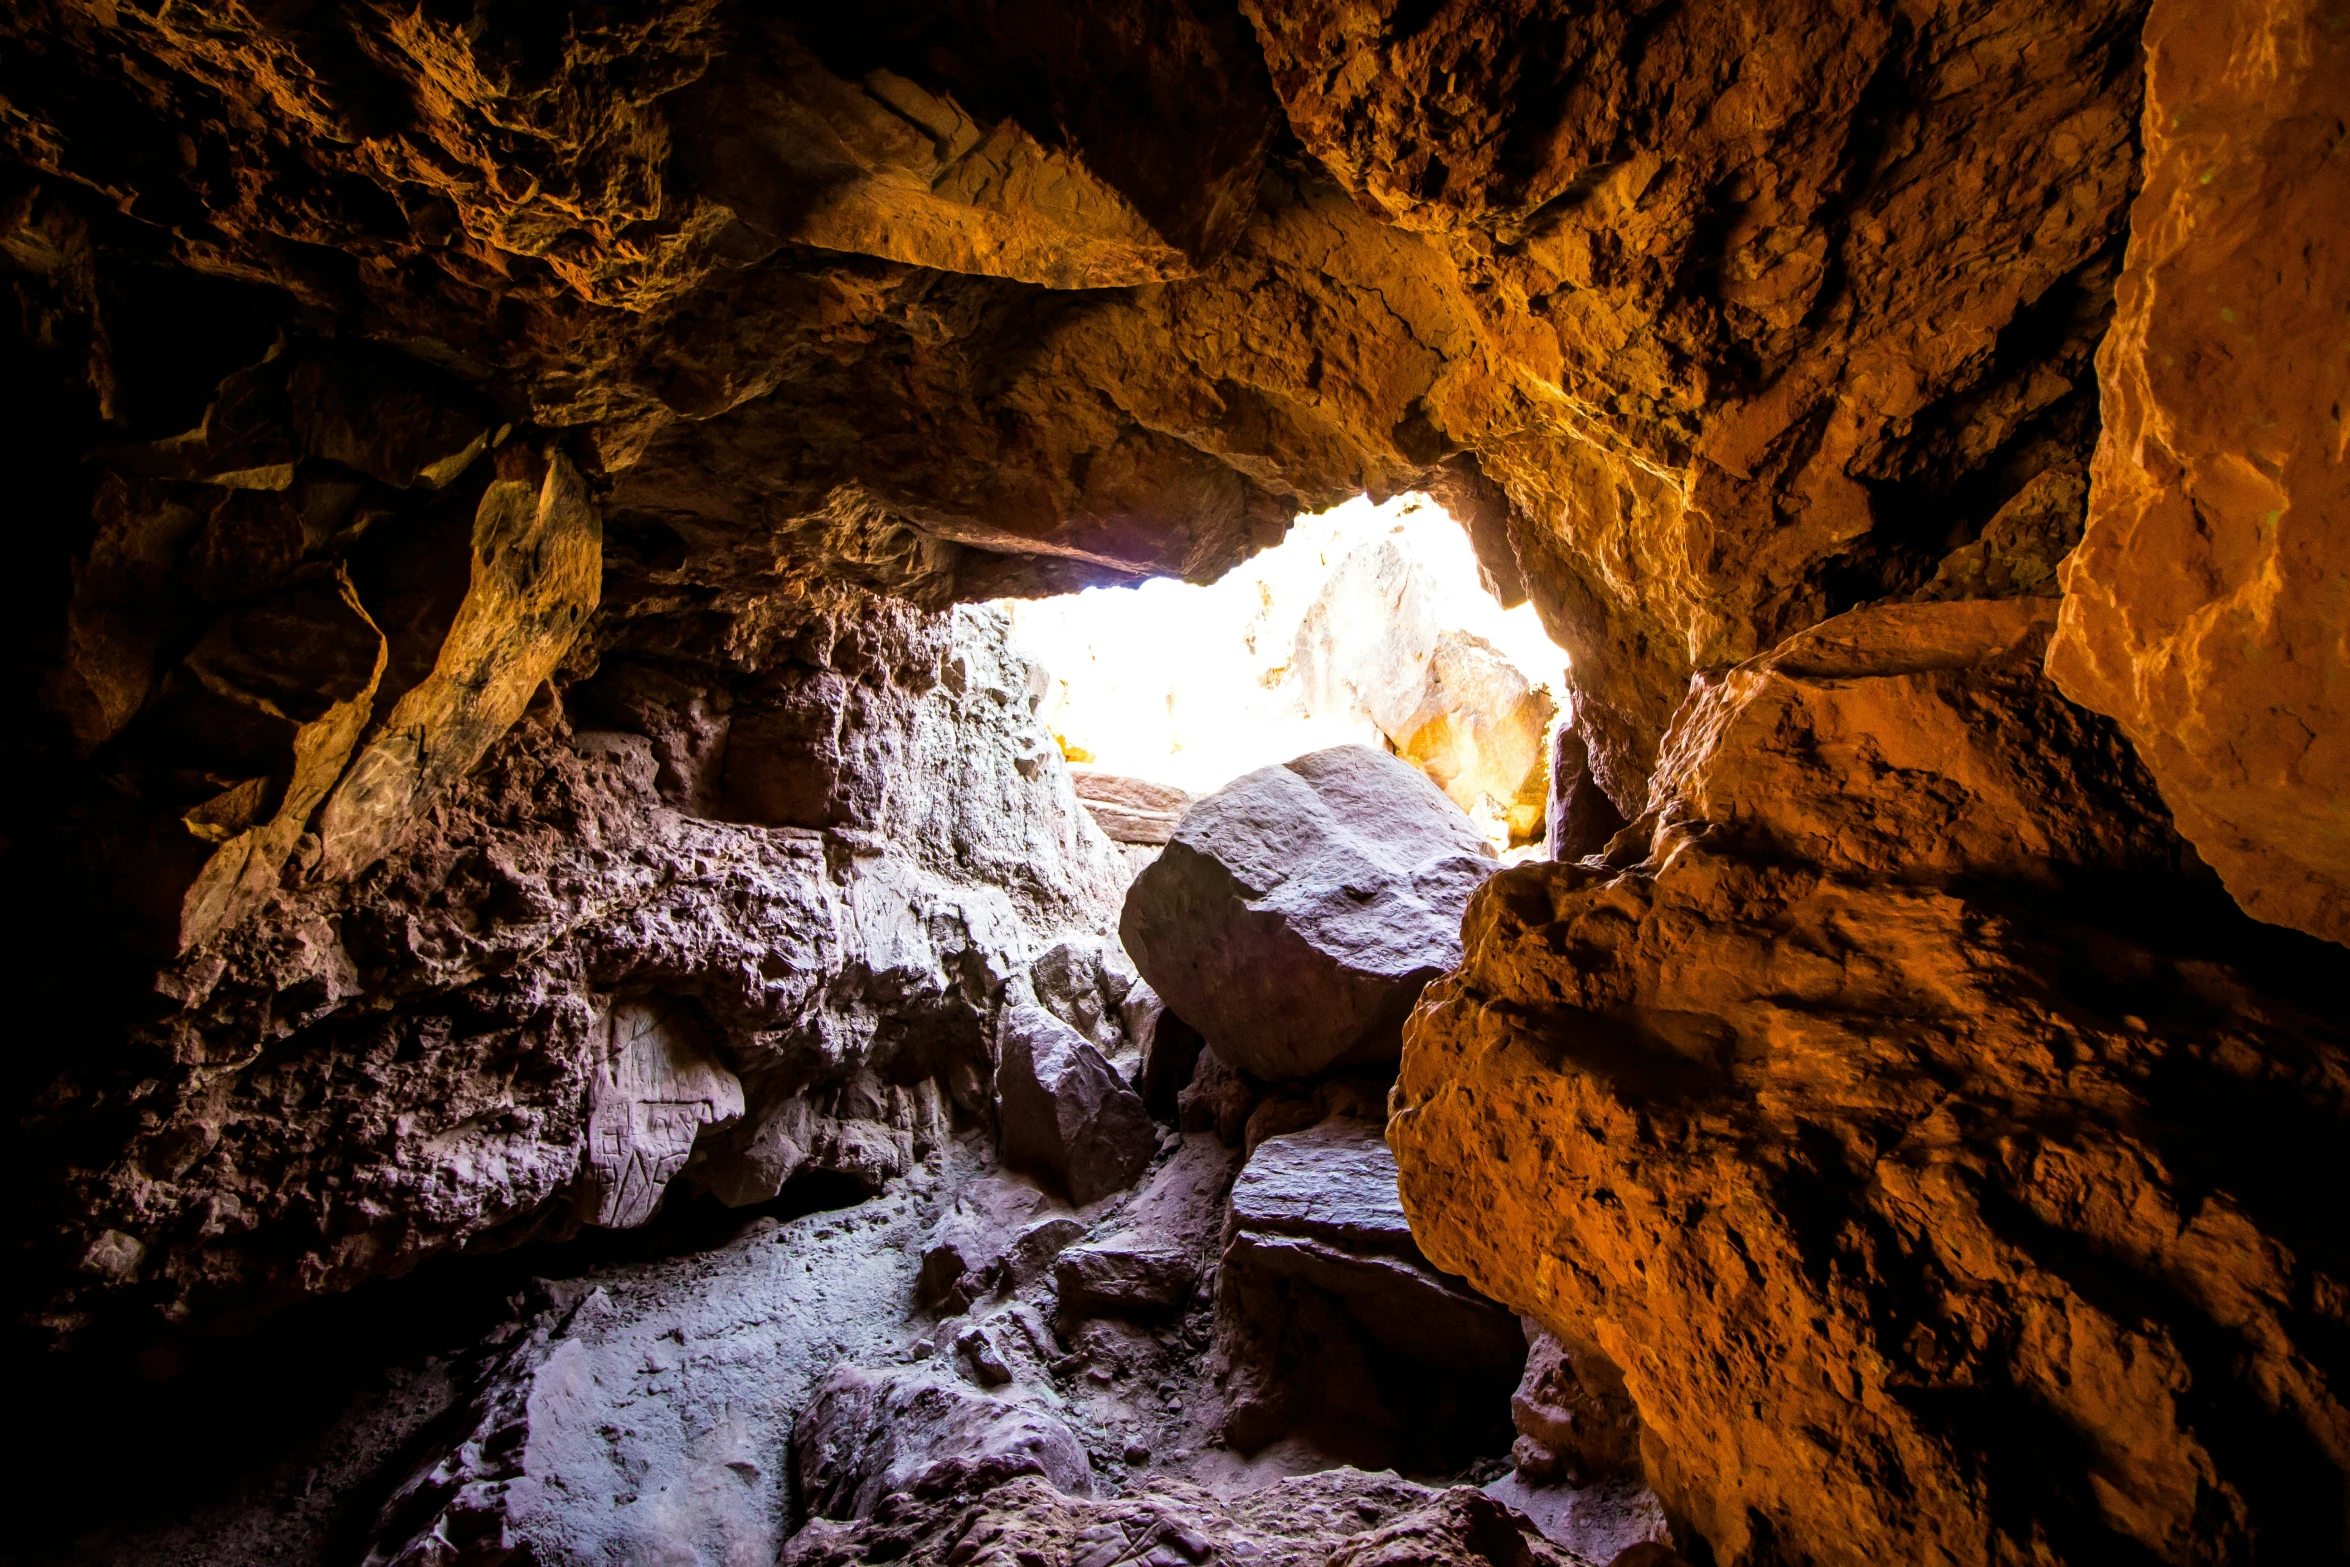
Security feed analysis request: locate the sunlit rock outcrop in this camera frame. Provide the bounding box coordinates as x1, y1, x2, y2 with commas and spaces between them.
2047, 0, 2350, 948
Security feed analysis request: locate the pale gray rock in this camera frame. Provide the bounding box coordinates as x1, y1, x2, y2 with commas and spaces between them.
794, 1364, 1093, 1521
360, 1171, 951, 1567
997, 1000, 1157, 1206
1121, 745, 1497, 1080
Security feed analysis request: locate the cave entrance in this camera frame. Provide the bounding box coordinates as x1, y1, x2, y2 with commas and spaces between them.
1001, 493, 1569, 854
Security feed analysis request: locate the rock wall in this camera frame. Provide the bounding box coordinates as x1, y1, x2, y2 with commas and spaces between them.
2, 4, 2346, 1562
1392, 599, 2350, 1564
2047, 0, 2350, 948
23, 591, 1131, 1351
0, 0, 2151, 804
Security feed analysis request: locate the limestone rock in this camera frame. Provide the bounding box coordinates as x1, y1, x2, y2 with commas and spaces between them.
1294, 540, 1556, 843
996, 1001, 1157, 1206
1122, 746, 1498, 1080
795, 1364, 1094, 1522
1070, 769, 1196, 846
1393, 600, 2350, 1565
2046, 0, 2350, 947
1216, 1120, 1523, 1462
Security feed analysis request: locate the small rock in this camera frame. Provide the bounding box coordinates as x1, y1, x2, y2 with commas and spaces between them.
1004, 1217, 1089, 1287
956, 1325, 1014, 1388
1122, 1442, 1152, 1466
997, 1001, 1156, 1205
1054, 1239, 1197, 1321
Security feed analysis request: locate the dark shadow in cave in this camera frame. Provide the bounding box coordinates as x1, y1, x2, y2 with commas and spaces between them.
0, 1173, 880, 1563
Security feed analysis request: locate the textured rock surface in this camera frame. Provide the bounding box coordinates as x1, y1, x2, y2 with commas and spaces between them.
1217, 1120, 1523, 1464
1394, 598, 2350, 1564
2047, 0, 2350, 947
1123, 746, 1497, 1080
794, 1363, 1094, 1521
1508, 1324, 1643, 1487
0, 0, 2148, 803
358, 1176, 948, 1567
20, 599, 1129, 1348
996, 995, 1159, 1206
780, 1469, 1592, 1567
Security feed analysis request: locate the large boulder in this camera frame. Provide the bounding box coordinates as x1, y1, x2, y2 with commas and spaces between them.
1216, 1119, 1523, 1463
996, 999, 1157, 1205
793, 1364, 1094, 1522
1121, 746, 1498, 1080
1393, 597, 2350, 1566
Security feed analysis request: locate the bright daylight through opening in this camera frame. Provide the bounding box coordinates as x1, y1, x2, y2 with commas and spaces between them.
1000, 493, 1571, 854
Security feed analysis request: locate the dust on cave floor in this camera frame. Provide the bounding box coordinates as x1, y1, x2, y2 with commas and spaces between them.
0, 1128, 1516, 1567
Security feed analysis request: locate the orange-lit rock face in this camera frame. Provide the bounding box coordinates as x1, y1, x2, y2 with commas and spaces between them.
1392, 600, 2350, 1565
1245, 0, 2146, 805
2047, 0, 2350, 948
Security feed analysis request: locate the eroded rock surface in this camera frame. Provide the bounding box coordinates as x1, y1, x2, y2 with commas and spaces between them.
795, 1363, 1095, 1522
2047, 0, 2350, 947
24, 599, 1132, 1349
1123, 746, 1497, 1080
1394, 598, 2350, 1565
780, 1470, 1592, 1567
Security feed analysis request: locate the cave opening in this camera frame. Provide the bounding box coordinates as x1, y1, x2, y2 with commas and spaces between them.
1001, 490, 1570, 855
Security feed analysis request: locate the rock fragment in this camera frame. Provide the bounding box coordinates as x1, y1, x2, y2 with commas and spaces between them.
1070, 769, 1195, 845
1054, 1238, 1197, 1321
996, 1001, 1157, 1205
794, 1364, 1093, 1522
1215, 1119, 1522, 1461
1122, 745, 1497, 1080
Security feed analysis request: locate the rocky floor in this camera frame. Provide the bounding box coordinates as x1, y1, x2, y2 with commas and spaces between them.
6, 1112, 1672, 1567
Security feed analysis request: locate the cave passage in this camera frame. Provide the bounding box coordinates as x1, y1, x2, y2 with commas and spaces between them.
4, 1, 2344, 1565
